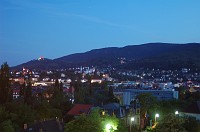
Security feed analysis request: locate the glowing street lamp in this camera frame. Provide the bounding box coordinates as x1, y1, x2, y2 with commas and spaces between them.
106, 124, 111, 130
130, 117, 134, 132
155, 113, 159, 123
131, 117, 134, 122
175, 111, 179, 118
105, 124, 113, 132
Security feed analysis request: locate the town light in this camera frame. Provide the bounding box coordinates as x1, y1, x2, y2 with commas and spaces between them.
106, 124, 111, 129
105, 123, 117, 132
131, 117, 134, 121
105, 124, 112, 132
155, 113, 159, 123
175, 111, 179, 115
102, 111, 105, 116
155, 113, 159, 118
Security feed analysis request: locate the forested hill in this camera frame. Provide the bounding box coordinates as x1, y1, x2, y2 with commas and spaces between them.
12, 43, 200, 70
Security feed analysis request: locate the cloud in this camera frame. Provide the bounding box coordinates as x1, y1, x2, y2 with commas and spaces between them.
3, 0, 154, 37
3, 0, 57, 10
56, 12, 138, 30
4, 0, 135, 29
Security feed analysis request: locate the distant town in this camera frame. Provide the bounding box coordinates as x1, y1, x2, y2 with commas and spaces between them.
11, 64, 200, 102
1, 56, 199, 131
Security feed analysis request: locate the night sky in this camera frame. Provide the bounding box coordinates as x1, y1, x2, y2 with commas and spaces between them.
1, 0, 200, 66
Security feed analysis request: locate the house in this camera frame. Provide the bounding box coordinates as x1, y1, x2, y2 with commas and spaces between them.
102, 103, 124, 118
67, 104, 93, 117
11, 82, 21, 99
179, 101, 200, 121
122, 89, 178, 105
189, 87, 197, 93
102, 102, 141, 129
13, 89, 20, 99
10, 77, 25, 85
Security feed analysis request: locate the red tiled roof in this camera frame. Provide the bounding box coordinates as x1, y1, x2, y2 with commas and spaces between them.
67, 104, 93, 116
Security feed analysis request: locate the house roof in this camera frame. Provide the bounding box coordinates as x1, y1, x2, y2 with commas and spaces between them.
103, 103, 120, 110
183, 101, 200, 114
13, 89, 20, 93
189, 87, 197, 93
67, 104, 93, 116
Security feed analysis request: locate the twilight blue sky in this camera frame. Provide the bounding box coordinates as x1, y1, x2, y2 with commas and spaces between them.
1, 0, 200, 66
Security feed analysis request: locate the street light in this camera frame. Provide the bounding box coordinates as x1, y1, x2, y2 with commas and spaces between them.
106, 123, 114, 132
106, 124, 111, 132
175, 111, 179, 118
155, 113, 159, 124
130, 117, 134, 132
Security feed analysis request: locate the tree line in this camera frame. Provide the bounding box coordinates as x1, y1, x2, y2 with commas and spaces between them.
0, 63, 72, 132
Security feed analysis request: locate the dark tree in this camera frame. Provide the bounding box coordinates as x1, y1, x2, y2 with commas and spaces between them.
60, 82, 63, 93
154, 113, 186, 132
55, 79, 59, 89
24, 82, 32, 105
136, 93, 157, 117
183, 117, 200, 132
108, 87, 114, 97
0, 63, 12, 104
105, 87, 119, 104
51, 79, 65, 108
52, 79, 61, 98
19, 83, 25, 97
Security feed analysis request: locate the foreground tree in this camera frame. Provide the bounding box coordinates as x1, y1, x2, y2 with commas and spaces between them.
64, 108, 125, 132
51, 79, 65, 108
0, 63, 12, 104
0, 120, 15, 132
153, 113, 186, 132
19, 82, 25, 97
136, 93, 157, 118
64, 109, 102, 132
32, 99, 62, 122
0, 106, 15, 132
106, 87, 120, 104
24, 82, 33, 105
183, 117, 200, 132
4, 102, 35, 130
136, 93, 158, 129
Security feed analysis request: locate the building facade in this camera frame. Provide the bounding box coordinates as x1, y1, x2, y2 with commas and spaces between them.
122, 89, 178, 105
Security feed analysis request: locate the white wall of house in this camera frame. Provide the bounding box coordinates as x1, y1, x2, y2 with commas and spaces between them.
13, 94, 19, 99
122, 89, 179, 105
179, 112, 200, 121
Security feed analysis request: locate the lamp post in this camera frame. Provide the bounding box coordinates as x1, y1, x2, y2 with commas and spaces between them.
130, 117, 134, 132
175, 110, 179, 118
106, 123, 115, 132
106, 124, 111, 132
175, 111, 179, 115
155, 113, 159, 124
